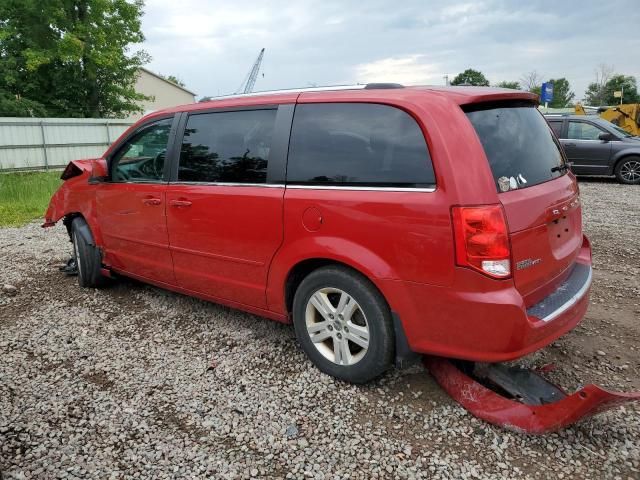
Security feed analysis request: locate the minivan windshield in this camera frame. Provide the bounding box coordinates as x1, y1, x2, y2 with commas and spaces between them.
465, 103, 566, 192
609, 123, 633, 138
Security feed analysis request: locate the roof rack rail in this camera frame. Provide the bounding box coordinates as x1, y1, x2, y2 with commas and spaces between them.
364, 83, 405, 89
201, 84, 367, 101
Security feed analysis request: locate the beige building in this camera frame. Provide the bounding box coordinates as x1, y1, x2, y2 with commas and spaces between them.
131, 67, 196, 119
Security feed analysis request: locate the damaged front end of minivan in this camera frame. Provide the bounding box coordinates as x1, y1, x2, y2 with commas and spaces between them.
43, 158, 105, 229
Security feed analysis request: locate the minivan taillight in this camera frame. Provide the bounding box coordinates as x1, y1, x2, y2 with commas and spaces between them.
452, 205, 511, 279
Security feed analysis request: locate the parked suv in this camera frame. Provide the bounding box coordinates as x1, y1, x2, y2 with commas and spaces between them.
545, 114, 640, 184
45, 85, 592, 383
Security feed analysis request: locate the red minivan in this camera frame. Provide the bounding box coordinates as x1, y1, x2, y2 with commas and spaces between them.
45, 84, 592, 383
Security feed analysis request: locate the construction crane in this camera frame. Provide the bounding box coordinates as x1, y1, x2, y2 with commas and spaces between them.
235, 48, 265, 94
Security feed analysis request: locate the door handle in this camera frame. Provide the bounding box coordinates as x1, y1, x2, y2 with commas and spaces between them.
564, 143, 577, 147
169, 199, 192, 207
142, 197, 162, 206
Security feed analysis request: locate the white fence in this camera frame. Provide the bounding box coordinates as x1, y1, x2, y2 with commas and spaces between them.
0, 117, 134, 171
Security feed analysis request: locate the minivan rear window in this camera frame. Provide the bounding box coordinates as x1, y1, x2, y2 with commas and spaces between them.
287, 103, 435, 188
465, 103, 566, 192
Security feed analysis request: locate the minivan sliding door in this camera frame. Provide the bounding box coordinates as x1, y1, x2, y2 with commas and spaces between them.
165, 105, 292, 308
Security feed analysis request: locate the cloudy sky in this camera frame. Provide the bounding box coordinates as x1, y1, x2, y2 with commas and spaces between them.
138, 0, 640, 100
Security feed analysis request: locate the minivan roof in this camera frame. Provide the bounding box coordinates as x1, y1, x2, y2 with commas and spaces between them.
145, 85, 538, 121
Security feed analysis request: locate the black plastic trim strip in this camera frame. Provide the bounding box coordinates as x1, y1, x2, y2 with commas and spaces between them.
268, 104, 295, 184
168, 112, 188, 182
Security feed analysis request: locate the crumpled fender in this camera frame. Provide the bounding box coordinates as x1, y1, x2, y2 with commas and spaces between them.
425, 356, 640, 434
43, 186, 68, 227
43, 159, 97, 228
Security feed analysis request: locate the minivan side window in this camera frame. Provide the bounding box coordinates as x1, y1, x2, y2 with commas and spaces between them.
567, 121, 605, 141
111, 118, 172, 182
287, 103, 435, 187
548, 120, 563, 137
178, 109, 277, 183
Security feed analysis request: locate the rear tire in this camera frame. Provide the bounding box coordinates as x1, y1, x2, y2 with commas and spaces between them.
614, 156, 640, 185
292, 265, 394, 383
71, 218, 106, 288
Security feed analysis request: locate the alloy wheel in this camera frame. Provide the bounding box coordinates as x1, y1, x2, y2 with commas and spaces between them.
304, 287, 370, 366
620, 160, 640, 182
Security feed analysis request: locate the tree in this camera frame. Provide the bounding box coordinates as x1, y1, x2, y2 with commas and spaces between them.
584, 84, 603, 105
163, 74, 186, 88
604, 75, 639, 104
0, 93, 48, 117
495, 81, 521, 90
547, 78, 575, 108
519, 71, 542, 92
585, 73, 639, 105
583, 64, 614, 105
451, 69, 490, 86
0, 0, 150, 118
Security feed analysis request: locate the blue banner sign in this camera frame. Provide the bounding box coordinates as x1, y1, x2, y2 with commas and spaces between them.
541, 82, 554, 103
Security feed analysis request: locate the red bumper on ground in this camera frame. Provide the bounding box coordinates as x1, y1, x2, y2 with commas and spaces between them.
425, 356, 640, 434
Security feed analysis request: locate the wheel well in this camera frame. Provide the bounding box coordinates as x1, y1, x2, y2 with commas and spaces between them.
63, 214, 96, 246
62, 213, 83, 239
284, 258, 378, 314
615, 154, 640, 171
283, 258, 419, 368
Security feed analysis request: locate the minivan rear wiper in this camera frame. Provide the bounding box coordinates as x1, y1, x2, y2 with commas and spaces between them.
551, 163, 571, 173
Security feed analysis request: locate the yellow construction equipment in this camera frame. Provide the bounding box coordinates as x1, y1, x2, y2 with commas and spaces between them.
575, 103, 640, 136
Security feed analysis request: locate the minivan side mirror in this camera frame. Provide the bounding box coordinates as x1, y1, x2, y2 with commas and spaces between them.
89, 158, 109, 183
598, 132, 616, 142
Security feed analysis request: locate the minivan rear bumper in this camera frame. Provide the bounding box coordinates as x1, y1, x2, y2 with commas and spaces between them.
380, 235, 592, 363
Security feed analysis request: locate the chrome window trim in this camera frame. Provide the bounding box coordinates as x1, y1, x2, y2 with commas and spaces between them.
167, 182, 436, 192
285, 184, 436, 192
170, 182, 284, 188
540, 266, 593, 323
570, 164, 609, 169
109, 180, 169, 185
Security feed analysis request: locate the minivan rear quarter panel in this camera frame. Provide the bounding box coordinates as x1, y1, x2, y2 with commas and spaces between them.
268, 90, 536, 317
266, 188, 455, 313
270, 89, 589, 363
266, 92, 484, 315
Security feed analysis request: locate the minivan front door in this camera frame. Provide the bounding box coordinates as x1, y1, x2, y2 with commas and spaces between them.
166, 107, 289, 308
562, 120, 612, 175
96, 117, 176, 285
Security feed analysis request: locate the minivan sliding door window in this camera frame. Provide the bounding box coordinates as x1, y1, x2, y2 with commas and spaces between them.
177, 109, 277, 184
286, 103, 436, 188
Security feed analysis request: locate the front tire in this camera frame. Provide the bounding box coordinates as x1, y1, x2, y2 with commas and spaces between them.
292, 266, 394, 383
71, 218, 106, 288
615, 156, 640, 185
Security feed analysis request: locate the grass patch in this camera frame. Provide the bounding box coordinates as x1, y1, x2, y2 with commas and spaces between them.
0, 171, 62, 227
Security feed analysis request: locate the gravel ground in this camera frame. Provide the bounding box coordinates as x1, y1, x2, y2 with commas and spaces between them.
1, 179, 639, 479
